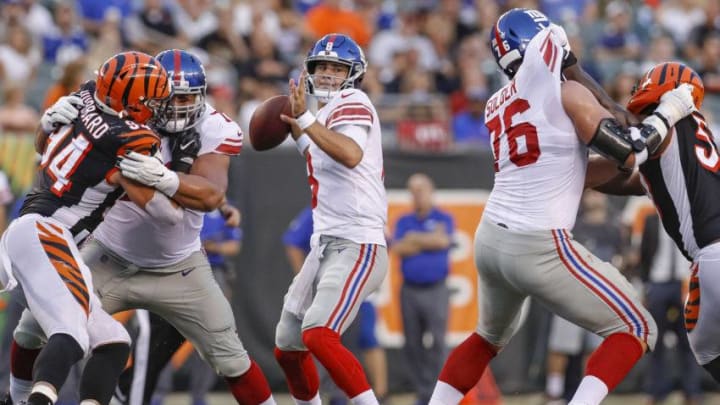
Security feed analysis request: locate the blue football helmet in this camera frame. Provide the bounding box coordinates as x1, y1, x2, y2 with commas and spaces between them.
490, 8, 550, 78
155, 49, 207, 133
305, 34, 367, 103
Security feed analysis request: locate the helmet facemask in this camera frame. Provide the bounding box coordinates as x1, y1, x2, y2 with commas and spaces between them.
305, 58, 364, 103
163, 88, 206, 133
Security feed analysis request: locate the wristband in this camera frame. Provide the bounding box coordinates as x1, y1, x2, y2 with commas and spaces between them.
156, 170, 180, 196
296, 134, 311, 155
296, 110, 316, 130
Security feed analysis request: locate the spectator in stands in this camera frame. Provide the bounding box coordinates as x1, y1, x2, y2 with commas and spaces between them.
452, 87, 490, 148
0, 23, 39, 84
606, 62, 640, 107
235, 27, 289, 88
85, 9, 122, 75
369, 4, 438, 73
392, 173, 454, 405
657, 0, 705, 48
640, 213, 703, 405
594, 0, 640, 80
305, 0, 372, 47
696, 32, 720, 95
686, 0, 720, 61
0, 0, 28, 39
2, 0, 53, 40
175, 0, 217, 44
197, 2, 249, 63
539, 0, 596, 27
638, 33, 678, 74
0, 84, 39, 134
425, 12, 460, 94
75, 0, 131, 38
124, 0, 187, 54
41, 0, 88, 65
42, 59, 86, 110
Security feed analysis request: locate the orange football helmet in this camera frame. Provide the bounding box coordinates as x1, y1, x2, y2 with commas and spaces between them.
95, 51, 173, 125
627, 62, 704, 116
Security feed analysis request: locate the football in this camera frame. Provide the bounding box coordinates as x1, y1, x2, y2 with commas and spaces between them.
249, 95, 293, 151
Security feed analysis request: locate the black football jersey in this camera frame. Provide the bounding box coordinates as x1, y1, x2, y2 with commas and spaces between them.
21, 81, 160, 241
639, 112, 720, 260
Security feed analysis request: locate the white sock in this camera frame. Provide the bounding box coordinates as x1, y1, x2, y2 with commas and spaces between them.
259, 395, 278, 405
10, 375, 33, 404
350, 389, 379, 405
30, 382, 58, 404
293, 392, 321, 405
546, 372, 565, 398
429, 381, 465, 405
79, 400, 100, 405
568, 376, 609, 405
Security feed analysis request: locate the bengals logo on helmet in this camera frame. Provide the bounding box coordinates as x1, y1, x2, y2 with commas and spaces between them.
627, 62, 704, 116
95, 51, 173, 125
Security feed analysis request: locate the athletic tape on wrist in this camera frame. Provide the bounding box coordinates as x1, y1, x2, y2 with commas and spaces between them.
296, 111, 316, 131
296, 134, 311, 155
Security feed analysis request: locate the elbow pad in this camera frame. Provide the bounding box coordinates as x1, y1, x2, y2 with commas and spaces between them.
588, 118, 645, 165
145, 192, 184, 225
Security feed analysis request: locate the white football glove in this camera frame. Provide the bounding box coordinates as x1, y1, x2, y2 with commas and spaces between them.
118, 151, 180, 196
549, 23, 571, 54
644, 83, 696, 137
40, 95, 84, 132
657, 83, 696, 125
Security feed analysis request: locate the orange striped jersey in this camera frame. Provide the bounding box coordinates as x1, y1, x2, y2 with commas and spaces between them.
21, 81, 161, 242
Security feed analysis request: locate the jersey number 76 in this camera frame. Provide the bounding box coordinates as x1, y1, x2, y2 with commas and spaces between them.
486, 98, 540, 172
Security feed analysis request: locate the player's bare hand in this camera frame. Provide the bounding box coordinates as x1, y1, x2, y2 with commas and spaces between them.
610, 103, 639, 127
284, 71, 308, 118
220, 202, 241, 227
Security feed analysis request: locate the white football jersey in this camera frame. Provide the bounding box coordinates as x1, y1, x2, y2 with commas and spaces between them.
92, 104, 243, 268
483, 28, 587, 231
307, 88, 387, 246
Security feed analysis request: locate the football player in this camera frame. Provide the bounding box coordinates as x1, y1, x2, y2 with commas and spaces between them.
8, 50, 276, 405
587, 62, 720, 384
0, 51, 176, 405
427, 9, 695, 405
273, 33, 388, 405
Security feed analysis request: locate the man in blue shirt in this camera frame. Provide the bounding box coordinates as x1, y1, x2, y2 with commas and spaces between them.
283, 206, 388, 404
392, 173, 454, 405
452, 88, 491, 148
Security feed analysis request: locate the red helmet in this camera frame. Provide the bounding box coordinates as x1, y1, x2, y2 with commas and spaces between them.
627, 62, 704, 115
95, 51, 173, 125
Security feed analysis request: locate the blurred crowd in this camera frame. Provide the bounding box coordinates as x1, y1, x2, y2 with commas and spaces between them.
1, 0, 720, 151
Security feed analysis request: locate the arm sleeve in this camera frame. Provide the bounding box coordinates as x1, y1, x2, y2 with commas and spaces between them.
326, 100, 374, 131
334, 124, 369, 149
199, 110, 243, 156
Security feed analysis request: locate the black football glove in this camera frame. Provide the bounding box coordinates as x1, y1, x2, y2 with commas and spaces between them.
166, 128, 201, 174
